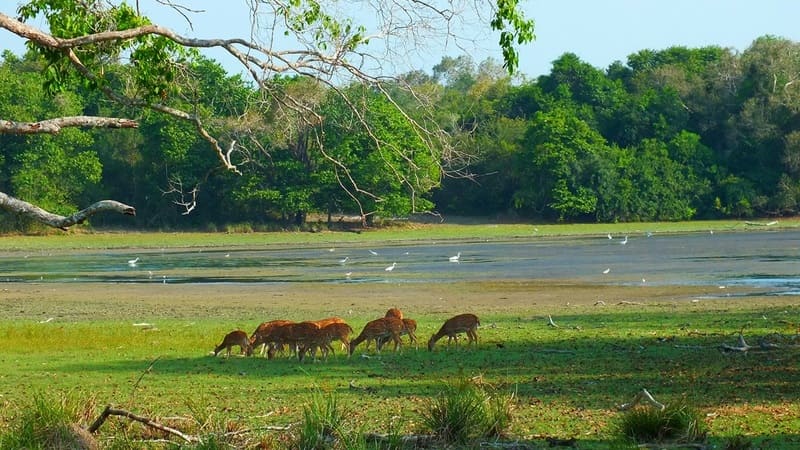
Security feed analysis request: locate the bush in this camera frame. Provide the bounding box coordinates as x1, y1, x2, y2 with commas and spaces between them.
0, 391, 98, 449
420, 377, 515, 445
616, 401, 707, 445
296, 390, 365, 450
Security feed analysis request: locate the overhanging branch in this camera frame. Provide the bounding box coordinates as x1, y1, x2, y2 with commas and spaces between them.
0, 116, 138, 134
0, 192, 135, 230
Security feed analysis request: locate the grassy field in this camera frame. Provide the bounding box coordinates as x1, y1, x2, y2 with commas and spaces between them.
1, 221, 799, 448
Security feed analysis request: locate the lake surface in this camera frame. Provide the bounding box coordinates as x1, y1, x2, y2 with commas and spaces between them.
0, 230, 798, 296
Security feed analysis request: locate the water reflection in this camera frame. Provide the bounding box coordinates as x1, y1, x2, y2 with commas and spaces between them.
0, 230, 798, 295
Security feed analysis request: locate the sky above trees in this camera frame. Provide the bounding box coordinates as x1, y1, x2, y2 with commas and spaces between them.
6, 1, 799, 78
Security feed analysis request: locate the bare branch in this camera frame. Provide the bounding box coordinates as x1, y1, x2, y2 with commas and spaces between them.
89, 405, 198, 443
0, 116, 138, 134
0, 192, 135, 231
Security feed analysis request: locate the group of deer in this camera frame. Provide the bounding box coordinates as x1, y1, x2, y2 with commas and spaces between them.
213, 309, 480, 361
213, 316, 354, 362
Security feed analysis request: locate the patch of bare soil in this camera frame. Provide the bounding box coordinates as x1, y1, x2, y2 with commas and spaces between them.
0, 280, 784, 322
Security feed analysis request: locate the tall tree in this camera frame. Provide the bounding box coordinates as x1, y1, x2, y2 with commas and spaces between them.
0, 0, 534, 229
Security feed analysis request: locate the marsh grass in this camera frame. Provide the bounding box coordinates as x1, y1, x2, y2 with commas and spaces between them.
1, 218, 795, 251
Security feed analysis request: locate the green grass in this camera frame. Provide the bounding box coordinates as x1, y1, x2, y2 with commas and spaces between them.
2, 223, 800, 448
2, 300, 799, 448
0, 217, 797, 251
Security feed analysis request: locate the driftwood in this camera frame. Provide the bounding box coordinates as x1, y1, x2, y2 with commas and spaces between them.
88, 405, 198, 443
618, 388, 665, 411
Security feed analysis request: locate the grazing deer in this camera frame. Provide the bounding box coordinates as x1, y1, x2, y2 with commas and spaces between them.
266, 321, 324, 361
385, 307, 403, 320
250, 320, 294, 357
374, 318, 418, 350
320, 321, 354, 356
310, 316, 346, 329
349, 316, 404, 355
213, 330, 253, 358
427, 313, 480, 351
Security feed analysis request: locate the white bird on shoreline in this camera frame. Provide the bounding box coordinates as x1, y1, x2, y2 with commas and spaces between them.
339, 256, 349, 264
127, 257, 139, 266
620, 236, 628, 245
449, 252, 461, 262
385, 262, 396, 272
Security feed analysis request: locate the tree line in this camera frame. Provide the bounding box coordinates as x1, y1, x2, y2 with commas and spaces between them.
1, 35, 799, 231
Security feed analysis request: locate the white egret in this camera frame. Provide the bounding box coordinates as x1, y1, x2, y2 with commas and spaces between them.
369, 250, 378, 256
339, 256, 349, 264
127, 257, 139, 266
345, 272, 353, 278
602, 268, 611, 274
620, 236, 628, 245
385, 262, 396, 272
607, 233, 613, 240
449, 252, 461, 262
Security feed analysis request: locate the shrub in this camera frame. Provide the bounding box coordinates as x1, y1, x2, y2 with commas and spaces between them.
616, 401, 707, 445
296, 390, 365, 450
420, 377, 515, 445
0, 391, 98, 449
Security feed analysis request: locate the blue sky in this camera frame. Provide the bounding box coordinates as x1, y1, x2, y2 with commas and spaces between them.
3, 1, 800, 78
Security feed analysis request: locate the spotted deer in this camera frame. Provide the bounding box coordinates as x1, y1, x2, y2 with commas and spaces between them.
320, 321, 354, 356
427, 313, 480, 351
213, 329, 253, 358
349, 316, 404, 355
385, 307, 403, 320
250, 320, 294, 357
374, 318, 418, 350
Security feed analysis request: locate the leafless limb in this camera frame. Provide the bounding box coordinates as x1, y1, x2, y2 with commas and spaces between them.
161, 177, 200, 215
0, 117, 138, 134
0, 193, 135, 230
88, 405, 199, 443
618, 388, 665, 411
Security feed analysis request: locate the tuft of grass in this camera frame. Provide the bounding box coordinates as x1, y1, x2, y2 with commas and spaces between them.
0, 391, 98, 450
724, 434, 755, 450
296, 390, 364, 450
616, 401, 707, 445
419, 376, 515, 445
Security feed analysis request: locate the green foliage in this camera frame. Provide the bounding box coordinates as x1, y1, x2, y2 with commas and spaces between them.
0, 391, 95, 450
490, 0, 536, 74
615, 402, 707, 445
297, 390, 365, 450
420, 377, 515, 445
18, 0, 188, 99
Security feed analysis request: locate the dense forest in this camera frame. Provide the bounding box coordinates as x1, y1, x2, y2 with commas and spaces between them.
2, 35, 799, 231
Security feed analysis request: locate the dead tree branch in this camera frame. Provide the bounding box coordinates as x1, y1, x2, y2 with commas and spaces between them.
88, 405, 198, 443
0, 193, 135, 230
618, 388, 665, 411
0, 117, 138, 134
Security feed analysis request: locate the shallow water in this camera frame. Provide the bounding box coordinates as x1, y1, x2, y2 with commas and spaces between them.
0, 230, 798, 296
